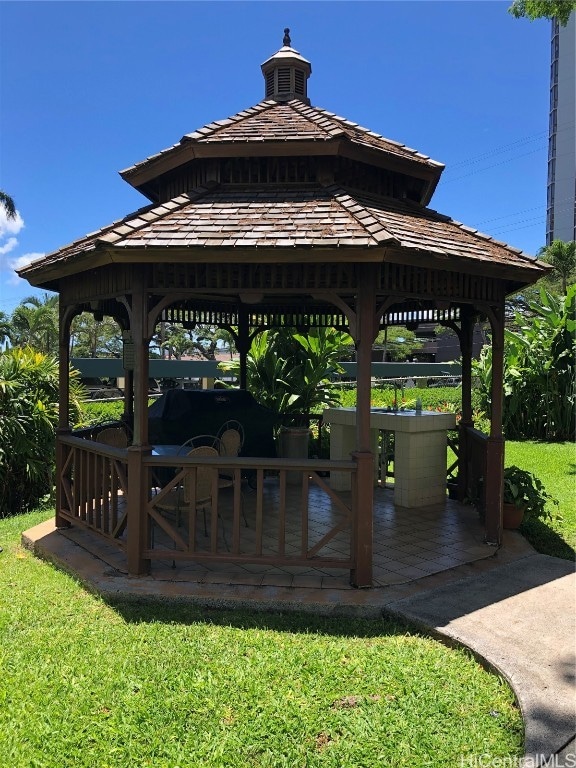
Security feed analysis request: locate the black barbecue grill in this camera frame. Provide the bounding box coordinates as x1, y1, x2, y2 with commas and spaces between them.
148, 389, 279, 458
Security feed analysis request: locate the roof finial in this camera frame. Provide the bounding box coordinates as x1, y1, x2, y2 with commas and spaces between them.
283, 28, 291, 46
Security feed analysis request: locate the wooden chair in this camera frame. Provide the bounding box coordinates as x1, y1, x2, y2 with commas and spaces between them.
154, 441, 235, 548
178, 434, 222, 454
216, 420, 245, 459
95, 427, 128, 448
216, 422, 248, 528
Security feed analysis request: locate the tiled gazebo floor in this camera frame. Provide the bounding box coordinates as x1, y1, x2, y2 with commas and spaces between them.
53, 484, 498, 590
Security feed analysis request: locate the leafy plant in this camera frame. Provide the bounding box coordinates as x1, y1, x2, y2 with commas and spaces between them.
0, 347, 85, 516
474, 285, 575, 440
503, 465, 559, 522
219, 328, 350, 425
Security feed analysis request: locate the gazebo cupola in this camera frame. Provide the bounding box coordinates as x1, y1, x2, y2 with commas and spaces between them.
261, 28, 311, 104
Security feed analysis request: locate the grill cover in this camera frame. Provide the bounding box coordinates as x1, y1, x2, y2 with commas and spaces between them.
148, 389, 279, 457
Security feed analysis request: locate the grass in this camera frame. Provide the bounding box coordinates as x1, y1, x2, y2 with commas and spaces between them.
506, 440, 576, 560
0, 512, 523, 767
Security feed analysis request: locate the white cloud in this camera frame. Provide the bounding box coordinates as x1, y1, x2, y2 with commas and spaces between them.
0, 208, 24, 238
0, 208, 28, 285
0, 237, 18, 256
6, 252, 45, 285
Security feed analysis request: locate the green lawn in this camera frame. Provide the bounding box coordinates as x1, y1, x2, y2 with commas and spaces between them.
0, 511, 522, 767
1, 436, 571, 765
506, 440, 576, 560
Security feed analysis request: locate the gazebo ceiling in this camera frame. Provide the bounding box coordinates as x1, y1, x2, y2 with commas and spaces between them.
18, 30, 549, 296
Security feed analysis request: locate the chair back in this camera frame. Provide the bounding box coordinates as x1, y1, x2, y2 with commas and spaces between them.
183, 445, 218, 505
178, 434, 221, 453
96, 427, 128, 448
217, 420, 244, 457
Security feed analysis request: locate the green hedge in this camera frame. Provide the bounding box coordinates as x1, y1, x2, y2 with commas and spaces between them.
336, 385, 462, 411
75, 400, 125, 428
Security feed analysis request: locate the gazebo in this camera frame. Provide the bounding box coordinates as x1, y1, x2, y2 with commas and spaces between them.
20, 31, 547, 587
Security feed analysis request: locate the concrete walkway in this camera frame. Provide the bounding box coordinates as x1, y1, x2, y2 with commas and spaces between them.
23, 521, 575, 765
385, 553, 576, 766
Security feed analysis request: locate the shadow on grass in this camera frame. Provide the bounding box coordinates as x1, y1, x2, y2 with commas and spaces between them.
520, 518, 575, 562
106, 595, 415, 638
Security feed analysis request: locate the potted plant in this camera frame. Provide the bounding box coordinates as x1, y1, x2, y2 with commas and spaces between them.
502, 465, 558, 529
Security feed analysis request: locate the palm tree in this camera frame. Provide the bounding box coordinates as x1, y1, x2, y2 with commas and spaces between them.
0, 311, 12, 348
0, 191, 17, 220
538, 240, 576, 295
10, 294, 59, 355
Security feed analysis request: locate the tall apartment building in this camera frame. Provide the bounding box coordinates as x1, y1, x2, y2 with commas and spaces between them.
546, 13, 576, 244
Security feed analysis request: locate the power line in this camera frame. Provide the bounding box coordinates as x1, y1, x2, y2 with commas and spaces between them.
489, 219, 546, 236
444, 119, 575, 171
477, 199, 574, 230
447, 136, 547, 170
486, 202, 574, 237
440, 147, 547, 184
441, 148, 575, 186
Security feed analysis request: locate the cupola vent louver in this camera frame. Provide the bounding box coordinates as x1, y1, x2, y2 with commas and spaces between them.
261, 28, 311, 105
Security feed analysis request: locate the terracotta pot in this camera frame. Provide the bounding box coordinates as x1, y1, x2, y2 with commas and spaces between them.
503, 502, 525, 530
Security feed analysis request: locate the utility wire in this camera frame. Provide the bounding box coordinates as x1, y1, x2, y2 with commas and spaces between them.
476, 198, 574, 227
444, 119, 575, 171
440, 147, 547, 184
441, 147, 575, 186
491, 205, 575, 236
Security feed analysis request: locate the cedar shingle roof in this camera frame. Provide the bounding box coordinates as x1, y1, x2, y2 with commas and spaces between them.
19, 184, 542, 277
120, 100, 443, 179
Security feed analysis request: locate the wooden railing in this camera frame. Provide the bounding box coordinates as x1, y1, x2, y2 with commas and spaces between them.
57, 435, 357, 570
143, 454, 356, 568
58, 435, 129, 546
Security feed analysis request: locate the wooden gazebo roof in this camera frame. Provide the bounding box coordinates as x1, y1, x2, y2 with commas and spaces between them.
21, 182, 543, 289
19, 30, 548, 296
119, 100, 444, 203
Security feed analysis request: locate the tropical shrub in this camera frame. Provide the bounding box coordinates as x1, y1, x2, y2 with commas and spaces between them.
0, 347, 84, 516
219, 328, 350, 424
474, 285, 575, 440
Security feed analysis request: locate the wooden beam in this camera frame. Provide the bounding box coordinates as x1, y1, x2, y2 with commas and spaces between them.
485, 304, 505, 546
126, 275, 151, 576
56, 303, 74, 529
350, 264, 378, 587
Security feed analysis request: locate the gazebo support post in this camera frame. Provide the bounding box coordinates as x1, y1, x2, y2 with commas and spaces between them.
126, 279, 151, 576
56, 304, 73, 529
123, 368, 134, 430
457, 309, 475, 502
350, 265, 377, 587
485, 304, 505, 545
237, 306, 250, 391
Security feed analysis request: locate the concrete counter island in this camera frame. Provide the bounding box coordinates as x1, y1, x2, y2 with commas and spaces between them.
323, 407, 457, 508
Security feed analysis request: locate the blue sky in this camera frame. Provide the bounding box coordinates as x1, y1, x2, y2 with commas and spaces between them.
0, 0, 552, 314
